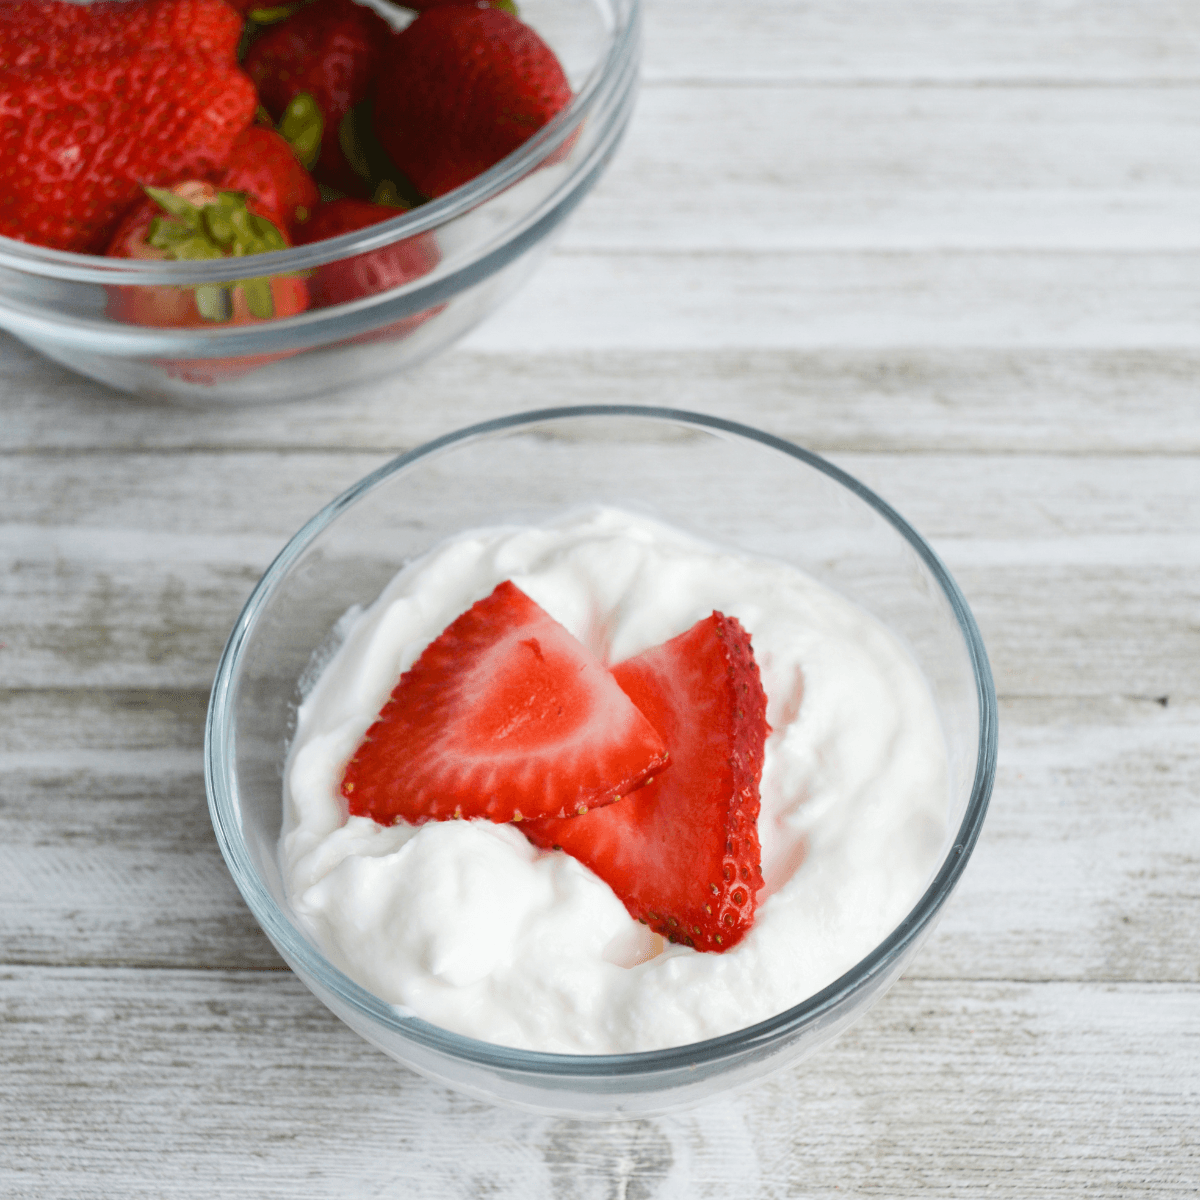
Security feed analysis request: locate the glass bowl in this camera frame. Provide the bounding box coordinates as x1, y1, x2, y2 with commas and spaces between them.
205, 406, 997, 1117
0, 0, 638, 404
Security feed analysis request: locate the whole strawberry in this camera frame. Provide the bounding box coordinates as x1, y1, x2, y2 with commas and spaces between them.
373, 2, 571, 198
218, 124, 320, 236
106, 181, 308, 382
0, 0, 244, 70
296, 198, 437, 303
243, 0, 392, 195
0, 53, 257, 252
295, 197, 442, 341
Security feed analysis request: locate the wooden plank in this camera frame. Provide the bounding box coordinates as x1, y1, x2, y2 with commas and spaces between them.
565, 85, 1200, 253
929, 696, 1200, 985
6, 451, 1199, 538
0, 688, 283, 972
2, 969, 1196, 1197
642, 0, 1200, 83
4, 450, 1197, 695
5, 340, 1200, 456
458, 249, 1200, 352
2, 688, 1196, 983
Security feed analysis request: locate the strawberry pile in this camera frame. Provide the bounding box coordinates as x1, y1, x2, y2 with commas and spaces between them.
0, 0, 572, 335
341, 583, 771, 953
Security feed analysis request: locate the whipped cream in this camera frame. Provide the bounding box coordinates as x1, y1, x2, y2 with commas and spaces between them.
283, 508, 949, 1053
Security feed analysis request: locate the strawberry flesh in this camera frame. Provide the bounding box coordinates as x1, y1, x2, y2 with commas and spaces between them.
342, 581, 670, 826
524, 613, 769, 953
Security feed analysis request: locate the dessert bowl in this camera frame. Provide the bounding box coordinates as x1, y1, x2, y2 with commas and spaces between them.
205, 406, 997, 1116
0, 0, 638, 405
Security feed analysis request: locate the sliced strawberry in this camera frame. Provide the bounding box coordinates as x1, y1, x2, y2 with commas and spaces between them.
341, 581, 670, 826
524, 613, 769, 953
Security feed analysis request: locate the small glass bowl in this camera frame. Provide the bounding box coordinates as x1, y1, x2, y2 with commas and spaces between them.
0, 0, 638, 404
205, 407, 997, 1117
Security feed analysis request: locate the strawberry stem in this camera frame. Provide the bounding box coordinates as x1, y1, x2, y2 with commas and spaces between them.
371, 179, 410, 209
278, 92, 323, 171
195, 284, 233, 322
248, 4, 296, 23
143, 186, 289, 322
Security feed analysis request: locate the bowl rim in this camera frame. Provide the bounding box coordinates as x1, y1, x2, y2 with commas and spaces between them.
205, 404, 998, 1077
0, 0, 640, 284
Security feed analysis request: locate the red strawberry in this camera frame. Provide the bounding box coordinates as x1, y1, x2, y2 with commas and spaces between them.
373, 2, 572, 198
0, 53, 256, 252
105, 181, 308, 382
0, 0, 244, 70
341, 581, 670, 826
218, 125, 320, 235
295, 198, 440, 333
243, 0, 392, 195
524, 613, 769, 953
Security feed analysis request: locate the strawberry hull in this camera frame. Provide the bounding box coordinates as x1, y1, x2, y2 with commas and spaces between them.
105, 273, 310, 385
104, 182, 310, 384
218, 126, 321, 238
243, 0, 392, 196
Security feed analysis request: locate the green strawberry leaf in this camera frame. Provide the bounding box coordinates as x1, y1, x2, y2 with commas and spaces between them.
279, 92, 323, 170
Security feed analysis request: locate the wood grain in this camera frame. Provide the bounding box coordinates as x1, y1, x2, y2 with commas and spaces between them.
642, 0, 1200, 84
2, 969, 1196, 1198
2, 692, 1196, 983
3, 451, 1197, 698
459, 250, 1200, 352
2, 0, 1198, 1190
567, 85, 1200, 252
5, 340, 1200, 455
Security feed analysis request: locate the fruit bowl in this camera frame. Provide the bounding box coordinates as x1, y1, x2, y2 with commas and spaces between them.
205, 406, 997, 1117
0, 0, 638, 404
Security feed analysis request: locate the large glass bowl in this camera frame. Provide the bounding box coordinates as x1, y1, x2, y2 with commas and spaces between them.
205, 407, 997, 1116
0, 0, 638, 404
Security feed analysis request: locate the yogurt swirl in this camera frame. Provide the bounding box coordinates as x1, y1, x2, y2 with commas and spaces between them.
282, 508, 949, 1053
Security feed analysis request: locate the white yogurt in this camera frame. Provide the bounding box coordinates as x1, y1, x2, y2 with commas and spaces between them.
283, 507, 949, 1053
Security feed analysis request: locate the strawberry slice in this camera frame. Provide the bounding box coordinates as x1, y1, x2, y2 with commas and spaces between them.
341, 581, 670, 825
524, 613, 769, 953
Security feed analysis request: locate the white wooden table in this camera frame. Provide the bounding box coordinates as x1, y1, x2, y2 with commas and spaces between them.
3, 1, 1199, 1194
